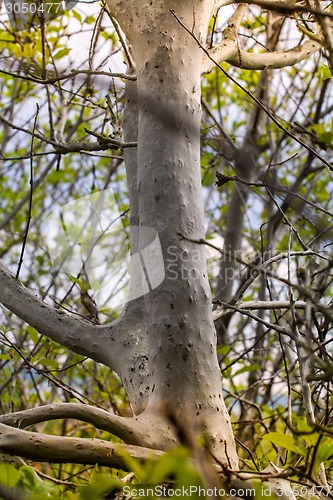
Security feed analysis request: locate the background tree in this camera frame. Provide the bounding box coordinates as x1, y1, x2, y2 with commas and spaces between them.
0, 0, 332, 497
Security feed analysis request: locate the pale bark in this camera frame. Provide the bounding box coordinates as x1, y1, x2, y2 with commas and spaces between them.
0, 403, 177, 449
107, 0, 238, 467
225, 41, 320, 70
0, 422, 162, 469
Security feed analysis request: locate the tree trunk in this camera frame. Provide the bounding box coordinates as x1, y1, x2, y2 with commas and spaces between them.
108, 0, 238, 467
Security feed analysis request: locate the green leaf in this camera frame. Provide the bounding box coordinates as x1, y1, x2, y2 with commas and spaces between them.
72, 9, 82, 22
27, 326, 39, 344
0, 354, 11, 360
18, 465, 38, 491
263, 432, 303, 454
0, 463, 20, 488
80, 473, 122, 500
67, 274, 88, 291
53, 48, 71, 60
85, 16, 95, 24
316, 438, 333, 462
217, 345, 232, 355
296, 417, 318, 446
38, 358, 59, 369
321, 65, 332, 80
233, 364, 261, 376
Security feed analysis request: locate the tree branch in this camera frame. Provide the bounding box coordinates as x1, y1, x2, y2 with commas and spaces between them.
0, 421, 297, 499
0, 261, 149, 413
203, 5, 247, 73
0, 68, 136, 85
204, 39, 320, 73
232, 0, 333, 19
227, 41, 321, 69
0, 261, 106, 361
213, 300, 308, 321
314, 0, 333, 71
0, 113, 136, 154
0, 403, 154, 446
0, 422, 162, 469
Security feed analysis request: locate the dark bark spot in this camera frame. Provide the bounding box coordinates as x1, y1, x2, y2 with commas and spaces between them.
170, 303, 174, 309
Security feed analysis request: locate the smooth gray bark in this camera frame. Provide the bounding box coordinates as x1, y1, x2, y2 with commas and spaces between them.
108, 0, 238, 467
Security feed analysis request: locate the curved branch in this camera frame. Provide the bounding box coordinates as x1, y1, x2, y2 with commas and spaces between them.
0, 422, 162, 469
213, 0, 236, 12
0, 261, 106, 362
0, 261, 148, 414
0, 405, 178, 454
0, 403, 144, 445
227, 41, 321, 69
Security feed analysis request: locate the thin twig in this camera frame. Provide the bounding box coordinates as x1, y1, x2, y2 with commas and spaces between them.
16, 103, 39, 279
170, 9, 333, 173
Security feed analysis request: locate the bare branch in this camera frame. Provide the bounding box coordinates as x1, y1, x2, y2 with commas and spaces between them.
0, 261, 109, 364
314, 0, 333, 71
203, 5, 248, 73
0, 260, 149, 413
0, 68, 136, 85
0, 403, 153, 446
231, 0, 333, 19
213, 300, 308, 321
173, 10, 332, 172
227, 41, 321, 69
213, 301, 295, 337
213, 0, 237, 12
0, 422, 162, 469
0, 113, 136, 154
